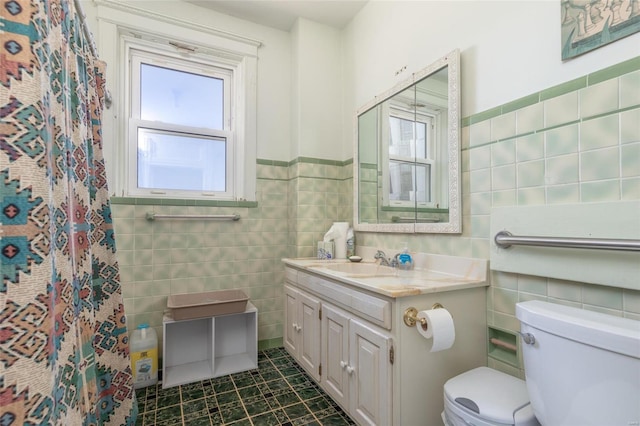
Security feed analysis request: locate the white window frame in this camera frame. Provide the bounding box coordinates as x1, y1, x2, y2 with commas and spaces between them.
96, 4, 259, 201
381, 105, 437, 208
127, 47, 235, 198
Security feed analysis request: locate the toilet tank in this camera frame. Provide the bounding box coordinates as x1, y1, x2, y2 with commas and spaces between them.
516, 300, 640, 426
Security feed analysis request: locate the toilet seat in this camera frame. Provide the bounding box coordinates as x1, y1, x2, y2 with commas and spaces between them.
443, 367, 539, 426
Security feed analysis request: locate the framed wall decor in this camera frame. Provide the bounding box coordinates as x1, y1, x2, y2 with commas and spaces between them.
561, 0, 640, 60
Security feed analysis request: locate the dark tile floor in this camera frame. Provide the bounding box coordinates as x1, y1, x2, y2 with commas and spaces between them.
135, 348, 356, 425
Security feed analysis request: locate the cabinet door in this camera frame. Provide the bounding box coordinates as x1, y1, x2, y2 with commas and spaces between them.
283, 285, 299, 356
321, 304, 350, 408
349, 319, 392, 426
297, 290, 321, 381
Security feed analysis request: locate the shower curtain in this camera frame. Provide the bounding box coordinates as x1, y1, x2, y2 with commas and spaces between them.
1, 0, 137, 424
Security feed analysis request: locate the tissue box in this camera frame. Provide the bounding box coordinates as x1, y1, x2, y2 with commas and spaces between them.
317, 241, 334, 259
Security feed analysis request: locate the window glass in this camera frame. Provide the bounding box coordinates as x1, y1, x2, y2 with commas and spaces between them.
388, 116, 427, 160
386, 111, 434, 205
128, 48, 234, 198
140, 64, 224, 129
137, 128, 226, 192
388, 161, 431, 203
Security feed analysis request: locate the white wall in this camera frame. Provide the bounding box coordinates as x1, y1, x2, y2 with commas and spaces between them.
86, 0, 639, 167
343, 1, 639, 120
84, 0, 293, 168
291, 19, 345, 161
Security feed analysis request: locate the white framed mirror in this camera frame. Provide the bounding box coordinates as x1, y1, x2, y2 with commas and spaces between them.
354, 49, 461, 233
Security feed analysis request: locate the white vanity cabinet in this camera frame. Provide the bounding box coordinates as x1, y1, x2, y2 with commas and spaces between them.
285, 267, 393, 425
322, 303, 392, 426
283, 284, 321, 381
283, 256, 489, 426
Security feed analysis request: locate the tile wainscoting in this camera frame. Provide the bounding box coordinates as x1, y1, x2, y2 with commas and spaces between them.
111, 157, 352, 349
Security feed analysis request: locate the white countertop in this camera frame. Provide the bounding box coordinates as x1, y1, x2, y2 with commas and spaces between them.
283, 253, 489, 298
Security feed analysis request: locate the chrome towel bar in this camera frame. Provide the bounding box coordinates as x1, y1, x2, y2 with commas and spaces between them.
495, 230, 640, 252
146, 212, 240, 221
391, 216, 440, 223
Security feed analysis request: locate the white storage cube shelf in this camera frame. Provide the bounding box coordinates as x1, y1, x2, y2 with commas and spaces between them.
162, 302, 258, 388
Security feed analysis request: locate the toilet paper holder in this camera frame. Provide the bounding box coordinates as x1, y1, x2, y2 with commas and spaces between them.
403, 303, 444, 329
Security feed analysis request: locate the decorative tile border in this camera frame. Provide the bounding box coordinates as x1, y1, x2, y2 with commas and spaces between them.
462, 56, 640, 127
111, 197, 258, 207
288, 157, 352, 167
256, 159, 290, 167
112, 157, 355, 205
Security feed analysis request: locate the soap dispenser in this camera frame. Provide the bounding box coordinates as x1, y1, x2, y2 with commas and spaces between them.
396, 243, 414, 278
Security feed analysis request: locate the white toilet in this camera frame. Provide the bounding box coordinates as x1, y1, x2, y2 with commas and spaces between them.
443, 366, 539, 426
443, 300, 640, 426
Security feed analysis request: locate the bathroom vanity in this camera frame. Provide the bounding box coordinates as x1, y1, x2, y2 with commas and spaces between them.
282, 249, 489, 426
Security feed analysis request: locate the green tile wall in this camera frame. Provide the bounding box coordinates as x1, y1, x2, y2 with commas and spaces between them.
288, 159, 353, 258
113, 159, 353, 349
356, 58, 640, 378
463, 60, 640, 377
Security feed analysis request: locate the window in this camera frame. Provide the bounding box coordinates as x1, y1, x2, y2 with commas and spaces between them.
383, 107, 436, 207
99, 14, 259, 202
129, 51, 232, 197
127, 47, 236, 199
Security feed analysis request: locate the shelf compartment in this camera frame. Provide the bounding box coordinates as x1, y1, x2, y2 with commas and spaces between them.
214, 309, 258, 376
163, 360, 214, 388
162, 302, 258, 388
488, 326, 519, 368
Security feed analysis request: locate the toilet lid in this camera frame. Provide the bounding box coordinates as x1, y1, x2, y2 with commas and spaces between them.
444, 367, 533, 425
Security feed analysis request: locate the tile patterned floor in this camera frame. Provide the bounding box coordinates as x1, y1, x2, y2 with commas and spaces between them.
135, 348, 356, 425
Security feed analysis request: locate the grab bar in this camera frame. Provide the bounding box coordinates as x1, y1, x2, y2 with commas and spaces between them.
146, 212, 240, 221
494, 230, 640, 252
391, 216, 440, 223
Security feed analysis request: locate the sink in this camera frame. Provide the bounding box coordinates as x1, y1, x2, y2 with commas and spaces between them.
316, 262, 397, 276
284, 252, 489, 298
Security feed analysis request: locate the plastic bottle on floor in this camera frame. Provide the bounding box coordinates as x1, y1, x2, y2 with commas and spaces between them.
130, 323, 158, 389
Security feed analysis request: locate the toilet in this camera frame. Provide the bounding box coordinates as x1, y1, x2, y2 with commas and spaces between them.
443, 366, 538, 426
443, 300, 640, 426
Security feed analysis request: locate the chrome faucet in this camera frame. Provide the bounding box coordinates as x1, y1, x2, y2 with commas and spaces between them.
374, 250, 398, 267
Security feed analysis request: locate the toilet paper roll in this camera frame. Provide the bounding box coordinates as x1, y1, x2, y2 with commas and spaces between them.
416, 308, 455, 352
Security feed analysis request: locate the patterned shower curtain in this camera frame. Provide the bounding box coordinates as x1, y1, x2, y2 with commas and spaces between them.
1, 0, 137, 424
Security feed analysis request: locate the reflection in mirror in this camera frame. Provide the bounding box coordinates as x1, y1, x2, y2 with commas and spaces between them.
357, 108, 379, 225
354, 49, 460, 233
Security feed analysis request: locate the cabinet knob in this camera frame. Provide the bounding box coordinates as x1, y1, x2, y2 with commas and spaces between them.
346, 366, 354, 375
340, 361, 347, 369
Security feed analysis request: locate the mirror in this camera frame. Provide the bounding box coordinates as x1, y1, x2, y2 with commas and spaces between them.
354, 49, 460, 233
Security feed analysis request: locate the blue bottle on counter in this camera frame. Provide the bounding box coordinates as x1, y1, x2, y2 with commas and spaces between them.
396, 245, 413, 278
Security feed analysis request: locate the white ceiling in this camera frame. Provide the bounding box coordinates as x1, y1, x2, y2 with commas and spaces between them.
186, 0, 368, 31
